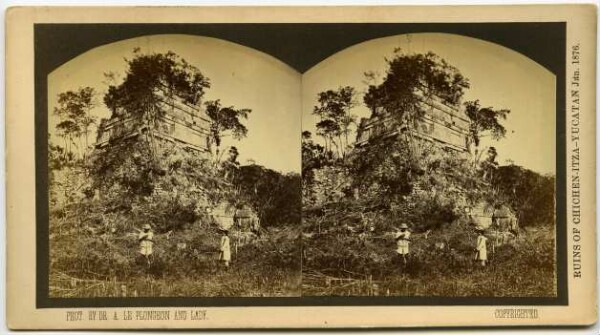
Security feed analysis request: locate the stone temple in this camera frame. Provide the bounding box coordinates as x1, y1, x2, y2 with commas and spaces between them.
95, 90, 211, 155
355, 90, 470, 153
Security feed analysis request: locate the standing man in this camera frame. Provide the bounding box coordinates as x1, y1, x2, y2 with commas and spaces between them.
394, 223, 411, 265
219, 229, 231, 269
138, 224, 154, 266
476, 229, 488, 267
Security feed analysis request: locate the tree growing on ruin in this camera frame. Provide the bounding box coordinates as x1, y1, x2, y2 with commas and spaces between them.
464, 99, 510, 156
363, 51, 470, 129
100, 49, 213, 175
92, 50, 233, 208
312, 86, 357, 159
53, 86, 97, 160
348, 51, 471, 202
204, 99, 252, 163
104, 50, 211, 118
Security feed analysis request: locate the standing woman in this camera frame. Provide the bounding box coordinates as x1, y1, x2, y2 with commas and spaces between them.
219, 229, 231, 269
476, 229, 488, 267
394, 223, 411, 265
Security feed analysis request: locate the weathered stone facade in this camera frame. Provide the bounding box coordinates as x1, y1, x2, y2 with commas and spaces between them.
95, 91, 211, 154
355, 91, 470, 152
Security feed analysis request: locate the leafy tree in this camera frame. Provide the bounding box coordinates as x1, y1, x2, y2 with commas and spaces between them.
363, 51, 470, 128
48, 141, 80, 207
222, 146, 240, 181
233, 164, 301, 226
480, 146, 499, 181
104, 50, 211, 120
53, 87, 97, 159
92, 50, 240, 215
226, 146, 240, 164
204, 99, 251, 162
301, 130, 311, 140
306, 52, 473, 207
49, 143, 70, 171
492, 165, 555, 227
103, 50, 211, 161
55, 120, 81, 159
464, 100, 510, 154
315, 119, 340, 155
301, 131, 333, 203
312, 86, 357, 158
301, 131, 329, 178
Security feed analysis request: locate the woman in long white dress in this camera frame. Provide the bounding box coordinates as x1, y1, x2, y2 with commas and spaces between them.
219, 229, 231, 268
476, 229, 488, 267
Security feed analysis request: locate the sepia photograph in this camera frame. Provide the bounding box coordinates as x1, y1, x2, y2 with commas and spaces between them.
47, 34, 302, 298
301, 33, 557, 297
5, 5, 597, 329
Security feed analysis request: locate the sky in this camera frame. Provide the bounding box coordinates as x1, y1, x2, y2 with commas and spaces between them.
49, 33, 556, 175
302, 33, 556, 175
49, 34, 302, 174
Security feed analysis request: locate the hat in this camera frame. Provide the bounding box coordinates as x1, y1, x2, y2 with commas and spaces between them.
399, 223, 409, 229
143, 224, 151, 230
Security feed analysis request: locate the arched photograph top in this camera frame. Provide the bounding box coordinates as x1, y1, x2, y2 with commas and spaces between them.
5, 5, 596, 329
48, 34, 302, 299
301, 33, 557, 298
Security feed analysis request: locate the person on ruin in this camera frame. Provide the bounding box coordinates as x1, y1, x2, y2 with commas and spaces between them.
138, 224, 154, 265
476, 229, 488, 267
219, 229, 231, 268
394, 223, 411, 265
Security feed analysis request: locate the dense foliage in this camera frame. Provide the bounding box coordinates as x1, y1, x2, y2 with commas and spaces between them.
104, 50, 211, 118
53, 87, 97, 158
464, 100, 511, 152
233, 164, 301, 227
204, 99, 252, 159
492, 165, 555, 227
364, 51, 470, 120
301, 49, 555, 298
348, 137, 417, 201
312, 86, 357, 158
49, 50, 300, 298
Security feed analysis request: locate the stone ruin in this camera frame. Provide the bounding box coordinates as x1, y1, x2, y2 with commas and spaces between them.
355, 89, 470, 154
95, 89, 211, 155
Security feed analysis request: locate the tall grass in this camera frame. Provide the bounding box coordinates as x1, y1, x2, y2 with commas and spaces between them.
49, 201, 301, 298
302, 216, 556, 297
